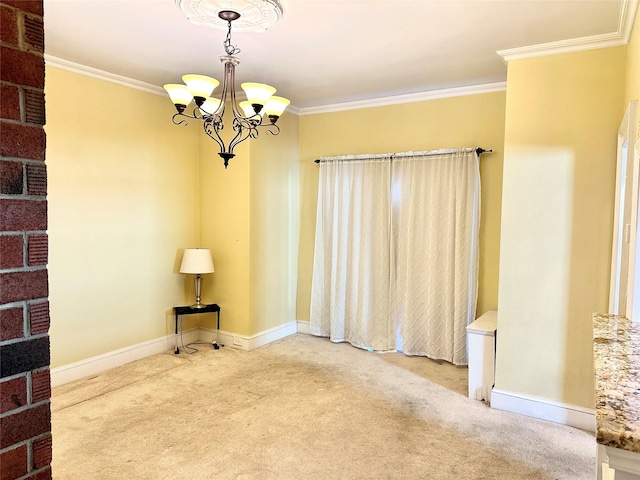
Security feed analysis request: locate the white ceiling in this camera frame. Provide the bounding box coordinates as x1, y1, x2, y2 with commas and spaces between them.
43, 0, 633, 110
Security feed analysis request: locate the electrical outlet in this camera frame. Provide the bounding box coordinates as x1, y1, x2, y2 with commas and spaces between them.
233, 337, 243, 346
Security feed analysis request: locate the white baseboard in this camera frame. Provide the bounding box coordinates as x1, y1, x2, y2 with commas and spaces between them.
50, 328, 200, 387
297, 320, 310, 334
246, 321, 297, 349
490, 387, 595, 431
200, 320, 297, 351
52, 322, 297, 386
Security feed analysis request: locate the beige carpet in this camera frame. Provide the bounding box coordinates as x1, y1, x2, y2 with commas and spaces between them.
52, 334, 595, 479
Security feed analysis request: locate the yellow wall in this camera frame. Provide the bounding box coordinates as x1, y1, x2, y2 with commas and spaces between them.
46, 67, 200, 367
297, 92, 506, 323
249, 112, 300, 334
495, 47, 627, 407
198, 110, 299, 336
198, 121, 252, 335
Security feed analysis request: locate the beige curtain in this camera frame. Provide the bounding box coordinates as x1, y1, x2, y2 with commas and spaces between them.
391, 149, 480, 365
310, 148, 480, 365
309, 155, 394, 351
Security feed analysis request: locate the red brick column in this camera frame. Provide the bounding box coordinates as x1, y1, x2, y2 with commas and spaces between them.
0, 1, 52, 479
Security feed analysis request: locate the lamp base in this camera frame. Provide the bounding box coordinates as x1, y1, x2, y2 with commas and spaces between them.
191, 274, 207, 309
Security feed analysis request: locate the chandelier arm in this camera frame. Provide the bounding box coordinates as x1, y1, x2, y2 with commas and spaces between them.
203, 116, 228, 153
263, 123, 281, 136
227, 117, 256, 154
227, 118, 281, 153
171, 111, 204, 126
192, 105, 205, 119
213, 58, 236, 127
211, 98, 226, 126
227, 62, 245, 120
218, 55, 258, 155
199, 59, 233, 156
220, 62, 233, 112
171, 114, 189, 126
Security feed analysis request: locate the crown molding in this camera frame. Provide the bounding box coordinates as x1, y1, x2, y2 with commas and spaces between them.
44, 54, 302, 115
49, 52, 497, 116
620, 0, 640, 43
45, 55, 166, 96
498, 0, 638, 62
299, 82, 508, 116
497, 32, 627, 63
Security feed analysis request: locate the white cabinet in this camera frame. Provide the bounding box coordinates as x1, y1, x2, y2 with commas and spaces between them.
466, 310, 497, 403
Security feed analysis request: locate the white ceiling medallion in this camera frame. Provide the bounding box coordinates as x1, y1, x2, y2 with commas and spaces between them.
174, 0, 284, 32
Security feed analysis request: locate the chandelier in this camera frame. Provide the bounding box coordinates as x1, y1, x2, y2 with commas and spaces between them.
163, 9, 290, 168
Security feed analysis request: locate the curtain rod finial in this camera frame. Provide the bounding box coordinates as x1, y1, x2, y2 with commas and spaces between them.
475, 148, 493, 156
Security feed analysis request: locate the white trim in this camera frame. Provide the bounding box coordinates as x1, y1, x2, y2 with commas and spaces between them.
619, 0, 640, 44
299, 82, 507, 116
625, 102, 639, 320
44, 54, 302, 115
50, 328, 200, 387
606, 446, 640, 476
490, 387, 595, 431
608, 101, 639, 318
51, 323, 297, 386
610, 103, 635, 314
466, 310, 497, 336
247, 321, 297, 349
46, 53, 506, 114
196, 328, 243, 350
45, 54, 166, 96
498, 32, 627, 63
199, 321, 297, 351
284, 105, 301, 116
297, 320, 311, 334
498, 0, 638, 62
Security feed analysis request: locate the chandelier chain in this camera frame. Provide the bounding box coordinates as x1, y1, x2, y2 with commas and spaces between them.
223, 19, 241, 56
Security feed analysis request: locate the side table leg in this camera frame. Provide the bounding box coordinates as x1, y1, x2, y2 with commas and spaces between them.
174, 313, 180, 354
214, 310, 220, 349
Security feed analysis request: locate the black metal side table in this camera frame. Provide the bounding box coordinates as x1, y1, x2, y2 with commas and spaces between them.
173, 303, 220, 354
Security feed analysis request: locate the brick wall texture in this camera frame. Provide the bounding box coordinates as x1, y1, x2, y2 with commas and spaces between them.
0, 1, 52, 479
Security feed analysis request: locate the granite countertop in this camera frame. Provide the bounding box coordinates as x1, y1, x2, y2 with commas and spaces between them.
594, 313, 640, 453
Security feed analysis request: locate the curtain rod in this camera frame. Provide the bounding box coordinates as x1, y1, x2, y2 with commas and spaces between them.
314, 147, 492, 163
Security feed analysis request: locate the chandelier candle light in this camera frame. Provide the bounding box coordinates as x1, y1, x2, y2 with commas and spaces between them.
164, 10, 290, 168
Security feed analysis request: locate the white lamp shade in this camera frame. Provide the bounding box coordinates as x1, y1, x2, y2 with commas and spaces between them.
180, 249, 215, 274
264, 96, 290, 116
164, 84, 193, 106
241, 82, 276, 105
182, 74, 220, 98
200, 97, 222, 115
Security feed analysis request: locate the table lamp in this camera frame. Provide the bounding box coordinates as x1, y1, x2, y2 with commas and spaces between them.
180, 248, 215, 308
